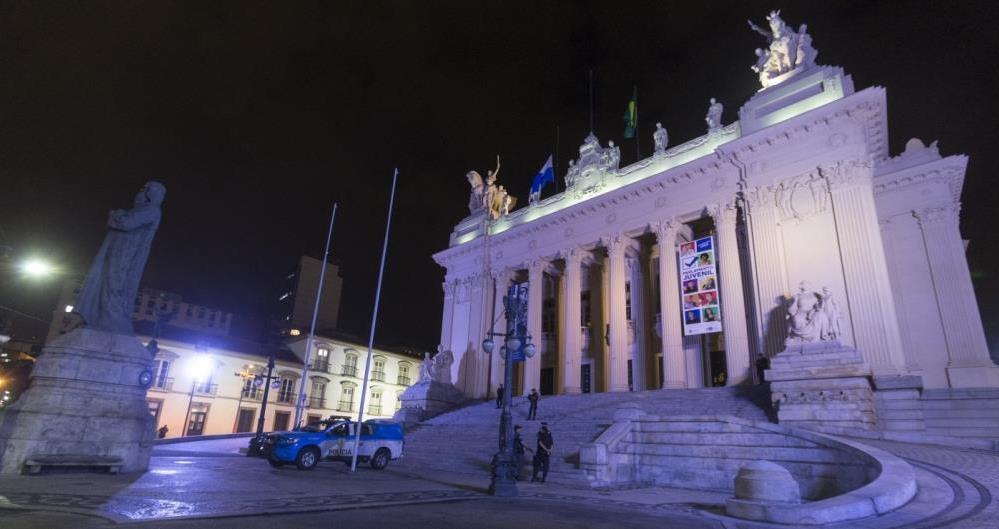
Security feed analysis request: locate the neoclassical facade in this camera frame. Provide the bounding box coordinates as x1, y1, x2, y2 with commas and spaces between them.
433, 13, 999, 399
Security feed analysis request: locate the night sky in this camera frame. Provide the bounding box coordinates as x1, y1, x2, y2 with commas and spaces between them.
1, 1, 997, 354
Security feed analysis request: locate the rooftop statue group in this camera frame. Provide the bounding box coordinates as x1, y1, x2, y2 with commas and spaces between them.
467, 155, 516, 219
748, 10, 818, 89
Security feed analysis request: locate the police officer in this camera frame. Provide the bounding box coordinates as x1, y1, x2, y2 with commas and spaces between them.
532, 422, 554, 483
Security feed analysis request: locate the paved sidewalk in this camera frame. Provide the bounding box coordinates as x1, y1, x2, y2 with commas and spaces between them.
1, 437, 998, 528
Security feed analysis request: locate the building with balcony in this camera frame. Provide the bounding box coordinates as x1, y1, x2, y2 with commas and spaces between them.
145, 330, 419, 438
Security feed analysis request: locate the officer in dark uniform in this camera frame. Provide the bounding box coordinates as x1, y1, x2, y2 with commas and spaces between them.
532, 422, 554, 483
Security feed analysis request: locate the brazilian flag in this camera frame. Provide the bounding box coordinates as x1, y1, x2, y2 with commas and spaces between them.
622, 87, 637, 139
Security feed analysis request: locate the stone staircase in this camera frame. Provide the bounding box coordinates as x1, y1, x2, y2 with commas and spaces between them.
922, 388, 999, 440
393, 386, 772, 488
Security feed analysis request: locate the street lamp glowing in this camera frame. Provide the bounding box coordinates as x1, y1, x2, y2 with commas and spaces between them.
21, 258, 54, 277
187, 354, 215, 382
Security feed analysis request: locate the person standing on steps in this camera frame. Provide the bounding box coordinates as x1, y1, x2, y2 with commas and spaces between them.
527, 388, 540, 420
496, 384, 504, 409
532, 422, 554, 483
513, 424, 532, 480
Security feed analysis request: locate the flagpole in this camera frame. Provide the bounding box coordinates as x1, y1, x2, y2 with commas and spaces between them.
293, 201, 338, 429
634, 85, 640, 163
588, 69, 594, 134
349, 168, 398, 472
554, 124, 560, 194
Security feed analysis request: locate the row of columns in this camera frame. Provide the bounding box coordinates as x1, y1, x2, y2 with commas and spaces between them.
492, 206, 753, 396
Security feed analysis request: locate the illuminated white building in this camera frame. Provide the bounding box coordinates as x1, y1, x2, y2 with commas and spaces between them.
434, 13, 999, 399
145, 333, 418, 438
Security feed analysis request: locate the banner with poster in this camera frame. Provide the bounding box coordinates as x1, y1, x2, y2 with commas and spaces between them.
678, 236, 722, 336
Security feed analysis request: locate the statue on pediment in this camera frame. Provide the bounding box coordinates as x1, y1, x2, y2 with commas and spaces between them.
468, 155, 516, 219
748, 10, 817, 89
705, 98, 724, 132
653, 122, 669, 154
564, 133, 620, 193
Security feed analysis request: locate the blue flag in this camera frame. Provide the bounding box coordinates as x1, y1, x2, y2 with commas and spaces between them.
529, 155, 555, 200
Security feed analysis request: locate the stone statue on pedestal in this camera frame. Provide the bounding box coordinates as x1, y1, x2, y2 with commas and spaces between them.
75, 182, 166, 334
0, 182, 165, 474
395, 346, 464, 426
785, 281, 842, 345
653, 122, 669, 154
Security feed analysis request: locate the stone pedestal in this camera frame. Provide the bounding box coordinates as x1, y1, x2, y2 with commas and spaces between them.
0, 328, 156, 474
393, 381, 466, 427
872, 375, 925, 432
765, 341, 877, 430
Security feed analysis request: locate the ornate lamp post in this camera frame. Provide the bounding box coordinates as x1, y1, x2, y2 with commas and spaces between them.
246, 351, 277, 457
482, 282, 536, 497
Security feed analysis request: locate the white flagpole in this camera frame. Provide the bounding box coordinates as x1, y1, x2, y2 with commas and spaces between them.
293, 202, 339, 429
350, 168, 398, 472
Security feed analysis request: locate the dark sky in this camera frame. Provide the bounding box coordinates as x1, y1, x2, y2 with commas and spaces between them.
1, 1, 997, 353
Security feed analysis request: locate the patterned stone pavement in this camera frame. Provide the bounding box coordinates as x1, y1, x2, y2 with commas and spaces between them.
0, 437, 997, 528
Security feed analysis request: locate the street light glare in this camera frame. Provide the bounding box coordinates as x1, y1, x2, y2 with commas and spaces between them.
21, 259, 54, 277
187, 355, 215, 382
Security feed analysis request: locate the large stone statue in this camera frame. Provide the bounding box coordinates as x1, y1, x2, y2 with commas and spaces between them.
705, 98, 724, 131
0, 182, 165, 474
785, 281, 841, 345
468, 155, 517, 220
748, 10, 818, 89
75, 182, 166, 334
653, 122, 669, 154
466, 170, 485, 215
395, 346, 463, 426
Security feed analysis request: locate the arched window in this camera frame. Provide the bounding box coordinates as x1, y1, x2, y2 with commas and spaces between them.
368, 387, 383, 416
397, 362, 412, 386
309, 377, 328, 408
343, 350, 358, 377
372, 355, 386, 382
338, 381, 357, 412
312, 346, 331, 372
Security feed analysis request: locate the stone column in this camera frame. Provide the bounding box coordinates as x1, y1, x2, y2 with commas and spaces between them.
523, 259, 545, 395
439, 279, 458, 353
654, 219, 686, 389
822, 160, 907, 374
604, 235, 630, 392
684, 335, 705, 388
709, 202, 752, 386
488, 269, 514, 395
560, 248, 583, 394
915, 205, 997, 382
742, 185, 788, 359
627, 252, 647, 391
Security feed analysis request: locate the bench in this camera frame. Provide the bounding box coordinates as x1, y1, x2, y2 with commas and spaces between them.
24, 455, 123, 474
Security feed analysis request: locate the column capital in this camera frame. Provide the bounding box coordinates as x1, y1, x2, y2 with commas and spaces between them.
707, 202, 739, 227
819, 158, 874, 189
652, 218, 681, 243
558, 246, 583, 263
742, 184, 776, 210
442, 280, 457, 298
490, 267, 514, 282
527, 257, 548, 274
914, 205, 960, 228
601, 233, 629, 257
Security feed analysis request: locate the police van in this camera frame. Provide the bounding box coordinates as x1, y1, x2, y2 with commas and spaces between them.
262, 419, 404, 470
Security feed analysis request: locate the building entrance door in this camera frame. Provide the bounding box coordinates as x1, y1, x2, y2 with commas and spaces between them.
235, 409, 255, 433
187, 411, 207, 436
540, 368, 554, 395
274, 411, 291, 432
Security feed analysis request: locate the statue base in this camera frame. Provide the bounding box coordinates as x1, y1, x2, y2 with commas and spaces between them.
765, 341, 877, 431
0, 328, 155, 474
392, 381, 466, 427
